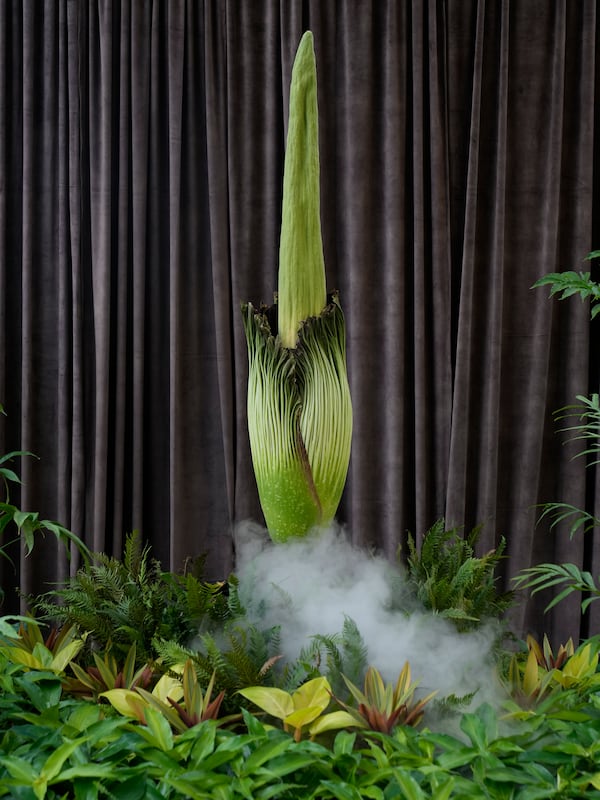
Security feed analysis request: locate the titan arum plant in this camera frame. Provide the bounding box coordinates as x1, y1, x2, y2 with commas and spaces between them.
242, 32, 352, 542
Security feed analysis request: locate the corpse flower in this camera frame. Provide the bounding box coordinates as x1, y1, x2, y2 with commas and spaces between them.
241, 31, 352, 542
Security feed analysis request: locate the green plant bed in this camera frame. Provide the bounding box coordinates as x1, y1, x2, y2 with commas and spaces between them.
2, 521, 600, 799
1, 651, 600, 799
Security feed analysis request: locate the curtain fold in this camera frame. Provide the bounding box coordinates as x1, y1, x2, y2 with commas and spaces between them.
1, 0, 598, 643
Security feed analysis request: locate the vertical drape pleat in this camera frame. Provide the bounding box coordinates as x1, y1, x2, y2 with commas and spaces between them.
1, 0, 599, 641
86, 1, 113, 552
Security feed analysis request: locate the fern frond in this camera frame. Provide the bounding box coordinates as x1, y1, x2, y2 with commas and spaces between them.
339, 617, 368, 687
404, 520, 512, 631
152, 638, 194, 667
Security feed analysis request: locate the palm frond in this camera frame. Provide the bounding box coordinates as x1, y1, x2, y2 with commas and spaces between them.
535, 502, 600, 539
513, 563, 600, 613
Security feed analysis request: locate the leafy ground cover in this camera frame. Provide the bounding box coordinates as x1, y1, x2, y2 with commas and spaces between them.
1, 525, 600, 799
1, 256, 600, 797
1, 644, 600, 799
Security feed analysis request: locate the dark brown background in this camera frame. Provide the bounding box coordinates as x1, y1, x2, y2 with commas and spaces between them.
1, 0, 599, 644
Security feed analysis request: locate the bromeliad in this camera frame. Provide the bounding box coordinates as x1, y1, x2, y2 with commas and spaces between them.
242, 31, 352, 542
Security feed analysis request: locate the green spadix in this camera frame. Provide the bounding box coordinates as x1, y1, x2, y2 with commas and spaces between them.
242, 31, 352, 542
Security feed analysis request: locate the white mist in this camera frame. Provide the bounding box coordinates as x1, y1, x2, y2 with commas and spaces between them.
234, 521, 505, 708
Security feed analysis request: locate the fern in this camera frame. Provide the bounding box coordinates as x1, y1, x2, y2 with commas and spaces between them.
404, 520, 513, 631
338, 617, 369, 687
281, 616, 368, 697
31, 532, 235, 665
155, 620, 284, 715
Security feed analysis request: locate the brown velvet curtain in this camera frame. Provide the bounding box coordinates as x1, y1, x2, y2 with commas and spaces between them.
1, 0, 598, 644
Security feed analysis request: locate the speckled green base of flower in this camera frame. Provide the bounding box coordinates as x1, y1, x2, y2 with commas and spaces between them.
242, 296, 352, 542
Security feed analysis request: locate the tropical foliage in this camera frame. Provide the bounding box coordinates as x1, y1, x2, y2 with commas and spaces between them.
2, 29, 599, 798
403, 519, 514, 631
0, 405, 91, 608
32, 530, 231, 664
515, 253, 600, 613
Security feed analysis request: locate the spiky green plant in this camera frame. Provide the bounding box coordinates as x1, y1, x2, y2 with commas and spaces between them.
241, 31, 352, 542
332, 663, 437, 733
63, 641, 156, 700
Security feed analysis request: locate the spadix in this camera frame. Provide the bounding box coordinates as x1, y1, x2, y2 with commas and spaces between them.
242, 31, 352, 542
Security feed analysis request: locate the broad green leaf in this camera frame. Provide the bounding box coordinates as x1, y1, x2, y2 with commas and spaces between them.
59, 762, 134, 782
0, 754, 37, 783
241, 708, 266, 736
189, 721, 218, 762
160, 776, 219, 800
333, 730, 357, 756
318, 780, 363, 800
238, 686, 294, 720
0, 615, 40, 639
240, 737, 294, 773
152, 670, 184, 703
285, 705, 323, 729
100, 689, 147, 721
134, 686, 184, 733
292, 676, 331, 712
355, 789, 385, 800
32, 775, 47, 800
0, 449, 36, 464
261, 751, 323, 779
50, 639, 84, 673
139, 706, 174, 752
6, 646, 47, 669
588, 773, 600, 790
393, 770, 427, 800
0, 467, 21, 483
43, 738, 85, 782
13, 510, 37, 528
310, 710, 360, 736
17, 672, 63, 710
